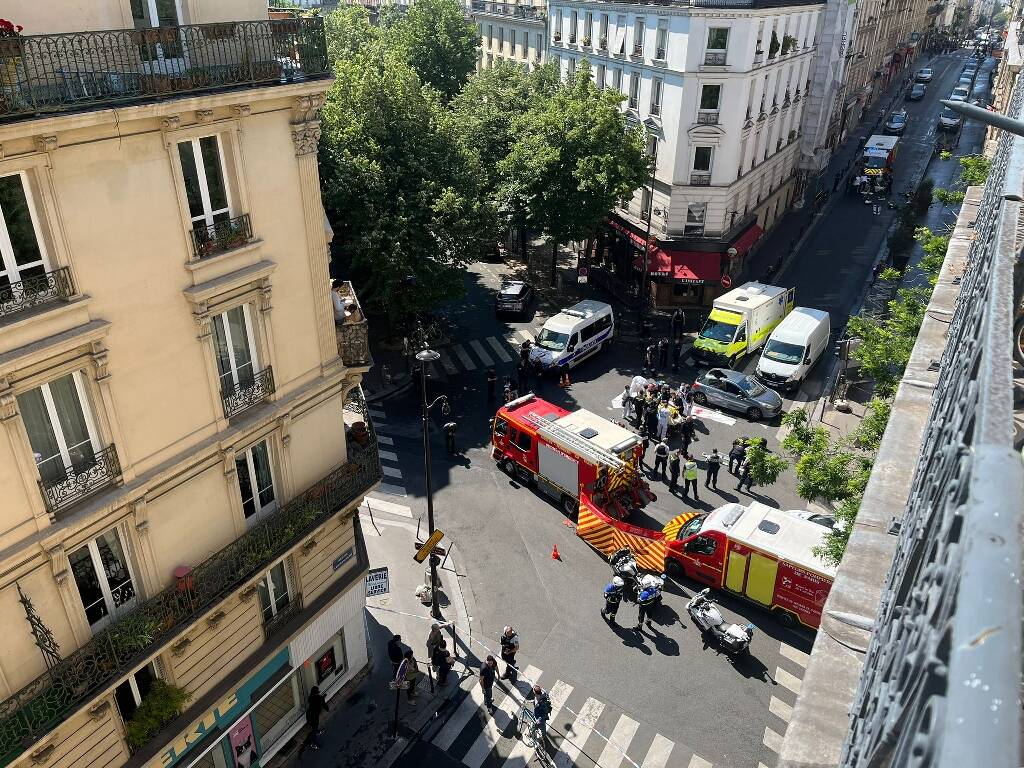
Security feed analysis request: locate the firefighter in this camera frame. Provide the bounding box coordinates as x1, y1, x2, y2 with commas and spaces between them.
601, 576, 625, 624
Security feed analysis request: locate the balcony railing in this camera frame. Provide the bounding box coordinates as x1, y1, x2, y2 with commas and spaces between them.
39, 444, 121, 517
0, 390, 380, 767
189, 214, 253, 261
334, 281, 371, 367
0, 267, 74, 320
221, 366, 275, 419
690, 173, 712, 186
704, 51, 727, 65
0, 18, 329, 124
696, 111, 720, 124
469, 1, 546, 21
262, 593, 303, 640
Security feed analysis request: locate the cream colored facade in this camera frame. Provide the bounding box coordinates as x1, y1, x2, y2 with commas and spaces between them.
0, 3, 378, 768
474, 0, 548, 70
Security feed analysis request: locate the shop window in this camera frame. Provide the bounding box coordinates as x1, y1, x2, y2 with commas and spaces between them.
254, 674, 302, 752
258, 561, 291, 623
69, 529, 137, 630
114, 663, 157, 723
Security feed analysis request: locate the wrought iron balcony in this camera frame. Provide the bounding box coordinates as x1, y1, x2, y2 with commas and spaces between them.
703, 51, 727, 65
221, 366, 275, 419
0, 18, 328, 124
696, 111, 720, 125
262, 593, 303, 640
334, 281, 371, 367
0, 267, 74, 320
39, 444, 121, 517
189, 214, 253, 261
469, 1, 546, 21
690, 173, 712, 186
0, 391, 380, 767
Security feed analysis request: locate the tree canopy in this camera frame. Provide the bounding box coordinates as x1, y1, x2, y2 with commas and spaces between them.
393, 0, 479, 100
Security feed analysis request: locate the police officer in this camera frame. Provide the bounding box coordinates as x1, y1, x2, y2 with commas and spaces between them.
486, 368, 497, 400
634, 582, 657, 630
601, 576, 625, 624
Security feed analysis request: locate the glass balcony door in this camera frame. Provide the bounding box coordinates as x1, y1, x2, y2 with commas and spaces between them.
212, 304, 258, 394
17, 372, 101, 487
69, 529, 138, 631
0, 173, 50, 298
131, 0, 186, 75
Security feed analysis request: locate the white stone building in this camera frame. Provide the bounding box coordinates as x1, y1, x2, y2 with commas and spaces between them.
473, 0, 549, 70
548, 0, 823, 307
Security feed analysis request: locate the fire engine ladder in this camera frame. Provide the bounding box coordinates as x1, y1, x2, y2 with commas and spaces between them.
523, 412, 628, 470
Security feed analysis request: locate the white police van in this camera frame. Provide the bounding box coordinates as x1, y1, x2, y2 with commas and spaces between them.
529, 300, 614, 372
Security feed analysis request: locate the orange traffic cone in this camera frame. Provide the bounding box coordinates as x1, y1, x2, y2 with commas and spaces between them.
551, 544, 561, 560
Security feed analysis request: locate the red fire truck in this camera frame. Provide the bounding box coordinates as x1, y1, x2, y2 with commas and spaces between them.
664, 501, 836, 628
491, 395, 654, 517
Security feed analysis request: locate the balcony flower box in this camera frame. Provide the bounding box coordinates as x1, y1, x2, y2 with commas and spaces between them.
599, 35, 607, 49
553, 33, 562, 42
202, 22, 236, 40
582, 36, 591, 46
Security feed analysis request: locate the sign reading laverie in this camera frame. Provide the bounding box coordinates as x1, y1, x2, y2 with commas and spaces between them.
365, 567, 390, 597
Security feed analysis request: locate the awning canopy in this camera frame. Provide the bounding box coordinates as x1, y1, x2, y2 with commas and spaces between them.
729, 223, 764, 256
631, 248, 721, 283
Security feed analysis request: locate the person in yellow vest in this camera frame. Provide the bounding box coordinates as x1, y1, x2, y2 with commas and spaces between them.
683, 454, 699, 500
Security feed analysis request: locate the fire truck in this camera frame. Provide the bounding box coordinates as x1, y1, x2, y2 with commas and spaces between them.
491, 395, 654, 517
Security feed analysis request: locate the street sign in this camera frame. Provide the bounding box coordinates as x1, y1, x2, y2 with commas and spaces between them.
414, 530, 445, 563
365, 567, 390, 597
721, 274, 733, 289
578, 266, 588, 284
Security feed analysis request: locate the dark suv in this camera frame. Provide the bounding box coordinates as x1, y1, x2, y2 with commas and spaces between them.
495, 281, 536, 317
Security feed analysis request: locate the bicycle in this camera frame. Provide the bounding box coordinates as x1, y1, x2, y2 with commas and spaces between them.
516, 702, 554, 767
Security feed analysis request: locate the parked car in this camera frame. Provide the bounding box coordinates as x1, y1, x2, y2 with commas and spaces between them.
884, 109, 909, 134
938, 106, 963, 131
958, 74, 976, 89
963, 61, 978, 74
907, 82, 927, 101
494, 281, 536, 317
915, 68, 933, 82
950, 85, 971, 102
690, 368, 784, 421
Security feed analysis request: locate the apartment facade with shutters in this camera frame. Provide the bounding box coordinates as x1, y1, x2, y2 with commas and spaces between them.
548, 0, 822, 307
0, 4, 379, 768
473, 0, 549, 70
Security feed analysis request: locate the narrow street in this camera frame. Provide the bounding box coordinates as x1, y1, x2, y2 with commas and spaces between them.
361, 49, 994, 768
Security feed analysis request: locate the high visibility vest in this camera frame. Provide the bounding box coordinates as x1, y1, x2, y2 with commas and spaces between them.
684, 461, 698, 480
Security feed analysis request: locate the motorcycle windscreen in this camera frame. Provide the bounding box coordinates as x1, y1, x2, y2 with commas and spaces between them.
745, 552, 779, 605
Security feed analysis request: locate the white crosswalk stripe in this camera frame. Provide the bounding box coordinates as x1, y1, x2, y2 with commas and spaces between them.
553, 698, 604, 767
439, 351, 460, 375
769, 696, 793, 723
687, 755, 713, 768
382, 465, 403, 479
461, 665, 540, 768
433, 679, 489, 751
361, 496, 413, 518
779, 643, 810, 667
469, 339, 495, 368
376, 482, 407, 496
763, 726, 784, 753
775, 666, 802, 695
451, 343, 477, 371
486, 335, 513, 362
641, 734, 675, 768
377, 435, 394, 446
597, 714, 639, 768
379, 449, 398, 461
499, 679, 573, 768
369, 408, 386, 419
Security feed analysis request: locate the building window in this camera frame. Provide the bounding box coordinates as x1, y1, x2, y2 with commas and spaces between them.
640, 187, 652, 221
596, 63, 606, 89
178, 136, 230, 230
499, 27, 504, 53
236, 440, 276, 521
585, 12, 593, 44
568, 57, 576, 77
487, 24, 493, 48
614, 15, 626, 54
655, 19, 668, 60
628, 72, 640, 110
685, 203, 707, 235
18, 372, 102, 488
707, 27, 729, 51
114, 664, 158, 723
647, 135, 658, 157
212, 304, 258, 394
693, 146, 714, 173
700, 84, 722, 111
258, 561, 291, 623
554, 10, 562, 42
612, 67, 622, 92
0, 172, 49, 292
650, 77, 663, 115
633, 17, 645, 55
69, 529, 137, 630
510, 29, 517, 56
536, 33, 543, 55
570, 10, 578, 43
599, 14, 608, 48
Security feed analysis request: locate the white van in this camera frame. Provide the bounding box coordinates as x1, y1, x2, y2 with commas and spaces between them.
755, 307, 830, 391
529, 300, 614, 372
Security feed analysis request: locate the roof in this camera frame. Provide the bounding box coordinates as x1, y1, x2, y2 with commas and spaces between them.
865, 135, 899, 150
498, 281, 529, 296
543, 312, 584, 333
770, 307, 829, 342
715, 282, 787, 311
500, 395, 569, 426
563, 300, 612, 319
700, 367, 755, 386
551, 409, 640, 453
701, 501, 837, 577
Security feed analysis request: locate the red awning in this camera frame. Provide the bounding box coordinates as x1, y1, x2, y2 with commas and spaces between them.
632, 248, 722, 283
729, 224, 764, 257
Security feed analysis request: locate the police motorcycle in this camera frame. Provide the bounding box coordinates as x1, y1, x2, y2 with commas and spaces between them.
609, 548, 641, 599
686, 588, 754, 656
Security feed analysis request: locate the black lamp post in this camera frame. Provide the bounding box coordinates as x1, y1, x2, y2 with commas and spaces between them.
415, 347, 448, 621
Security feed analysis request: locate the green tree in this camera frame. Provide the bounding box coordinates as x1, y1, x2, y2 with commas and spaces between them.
958, 154, 992, 186
851, 396, 892, 451
393, 0, 479, 101
499, 63, 648, 286
744, 439, 788, 489
323, 5, 378, 62
914, 226, 950, 280
845, 285, 930, 395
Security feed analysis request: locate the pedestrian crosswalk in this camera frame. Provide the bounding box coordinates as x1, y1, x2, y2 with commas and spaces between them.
364, 404, 413, 515
420, 330, 536, 380
759, 638, 811, 764
428, 663, 713, 768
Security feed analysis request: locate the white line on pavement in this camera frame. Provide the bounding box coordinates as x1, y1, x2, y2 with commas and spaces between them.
377, 435, 394, 446
499, 679, 573, 768
376, 482, 407, 497
361, 496, 413, 518
775, 667, 802, 695
461, 666, 541, 768
433, 680, 487, 750
381, 465, 403, 479
379, 449, 398, 461
596, 714, 639, 768
451, 343, 477, 371
469, 339, 495, 368
641, 733, 675, 768
687, 755, 713, 768
553, 697, 604, 768
439, 351, 460, 375
763, 726, 784, 753
486, 335, 513, 362
769, 696, 794, 723
779, 643, 811, 667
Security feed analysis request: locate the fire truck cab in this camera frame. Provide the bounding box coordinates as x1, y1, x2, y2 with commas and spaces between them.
492, 394, 649, 516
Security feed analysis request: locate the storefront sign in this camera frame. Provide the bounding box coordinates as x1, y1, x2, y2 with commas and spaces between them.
316, 647, 338, 682
228, 717, 257, 768
365, 567, 390, 597
333, 547, 355, 571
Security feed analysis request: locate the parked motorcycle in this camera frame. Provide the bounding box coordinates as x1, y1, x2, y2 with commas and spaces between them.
609, 548, 640, 598
686, 588, 754, 656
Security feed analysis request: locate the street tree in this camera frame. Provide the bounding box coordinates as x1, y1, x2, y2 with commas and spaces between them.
392, 0, 479, 101
499, 62, 649, 286
744, 439, 788, 489
319, 42, 495, 330
323, 5, 378, 62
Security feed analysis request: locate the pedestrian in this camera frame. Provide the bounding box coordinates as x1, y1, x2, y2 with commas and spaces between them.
683, 454, 699, 500
703, 448, 721, 489
432, 638, 453, 686
645, 400, 658, 436
479, 655, 498, 712
387, 634, 404, 678
503, 379, 513, 403
656, 404, 670, 440
653, 440, 669, 479
634, 583, 657, 630
601, 576, 625, 624
639, 434, 650, 468
426, 623, 443, 665
658, 338, 669, 369
443, 421, 457, 454
644, 344, 655, 373
672, 308, 687, 341
833, 171, 842, 191
486, 368, 497, 400
680, 415, 696, 455
671, 339, 682, 371
517, 360, 529, 394
403, 649, 420, 702
621, 384, 632, 420
500, 626, 520, 682
728, 440, 746, 474
668, 448, 681, 492
297, 685, 329, 756
736, 458, 754, 492
519, 340, 531, 365
532, 686, 552, 738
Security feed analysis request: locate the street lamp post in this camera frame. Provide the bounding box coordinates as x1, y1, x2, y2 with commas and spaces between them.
415, 347, 447, 621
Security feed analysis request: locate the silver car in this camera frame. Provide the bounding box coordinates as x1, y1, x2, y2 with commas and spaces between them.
691, 368, 784, 421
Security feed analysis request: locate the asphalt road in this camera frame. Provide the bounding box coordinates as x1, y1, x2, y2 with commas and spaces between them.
365, 49, 993, 768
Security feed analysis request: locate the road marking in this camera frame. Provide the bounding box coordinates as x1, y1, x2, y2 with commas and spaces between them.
775, 666, 802, 695
769, 695, 794, 723
369, 407, 386, 419
486, 335, 513, 362
641, 733, 674, 768
469, 339, 495, 367
375, 422, 397, 434
691, 405, 737, 426
763, 726, 784, 753
514, 329, 535, 345
361, 496, 413, 518
451, 343, 477, 371
687, 756, 713, 768
382, 465, 403, 479
377, 435, 394, 446
376, 482, 407, 496
498, 679, 573, 768
596, 714, 639, 768
553, 698, 604, 767
462, 665, 540, 768
379, 449, 398, 461
433, 678, 488, 750
439, 351, 460, 375
779, 643, 811, 667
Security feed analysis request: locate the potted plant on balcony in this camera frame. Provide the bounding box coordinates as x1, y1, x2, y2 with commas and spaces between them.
125, 681, 192, 751
781, 34, 797, 55
599, 35, 607, 49
0, 19, 24, 89
768, 31, 780, 59
582, 35, 591, 46
553, 31, 561, 43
